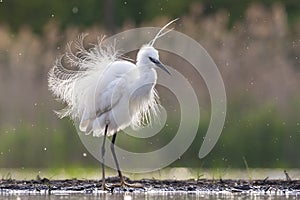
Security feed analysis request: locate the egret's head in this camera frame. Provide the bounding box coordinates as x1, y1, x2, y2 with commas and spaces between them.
137, 45, 170, 75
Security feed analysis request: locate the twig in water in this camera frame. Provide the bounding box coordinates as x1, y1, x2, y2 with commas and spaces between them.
284, 170, 292, 181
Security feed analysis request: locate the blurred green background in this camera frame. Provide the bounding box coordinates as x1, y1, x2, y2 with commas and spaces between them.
0, 0, 300, 172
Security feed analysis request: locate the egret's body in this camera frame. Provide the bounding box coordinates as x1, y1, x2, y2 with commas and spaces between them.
79, 49, 160, 137
48, 20, 176, 190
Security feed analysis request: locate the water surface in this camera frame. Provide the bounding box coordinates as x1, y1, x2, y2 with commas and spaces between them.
1, 192, 298, 200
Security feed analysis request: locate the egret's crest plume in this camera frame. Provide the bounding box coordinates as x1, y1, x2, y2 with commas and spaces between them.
149, 18, 179, 46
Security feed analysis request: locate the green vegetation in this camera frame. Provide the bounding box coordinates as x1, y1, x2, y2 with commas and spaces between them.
1, 101, 300, 168
0, 0, 300, 33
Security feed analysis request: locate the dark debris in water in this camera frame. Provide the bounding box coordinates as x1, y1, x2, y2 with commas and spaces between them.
1, 177, 300, 194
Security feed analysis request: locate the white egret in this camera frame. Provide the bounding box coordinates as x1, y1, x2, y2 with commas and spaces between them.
48, 19, 177, 190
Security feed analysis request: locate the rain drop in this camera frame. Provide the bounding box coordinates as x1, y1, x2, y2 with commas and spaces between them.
51, 14, 54, 18
83, 153, 87, 157
44, 147, 47, 151
72, 6, 78, 14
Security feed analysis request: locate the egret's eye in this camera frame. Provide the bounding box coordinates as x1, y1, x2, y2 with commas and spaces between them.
149, 57, 159, 64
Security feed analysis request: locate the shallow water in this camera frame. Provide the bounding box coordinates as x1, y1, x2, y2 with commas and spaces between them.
0, 192, 299, 200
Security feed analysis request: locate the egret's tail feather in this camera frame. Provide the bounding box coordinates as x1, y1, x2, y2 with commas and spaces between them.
79, 119, 93, 133
79, 109, 95, 133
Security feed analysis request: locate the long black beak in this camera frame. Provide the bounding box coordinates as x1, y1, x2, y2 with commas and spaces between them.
149, 57, 171, 75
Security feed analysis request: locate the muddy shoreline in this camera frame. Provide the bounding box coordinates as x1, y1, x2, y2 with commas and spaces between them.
1, 177, 300, 195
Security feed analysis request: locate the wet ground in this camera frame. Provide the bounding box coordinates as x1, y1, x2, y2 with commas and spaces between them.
1, 176, 300, 196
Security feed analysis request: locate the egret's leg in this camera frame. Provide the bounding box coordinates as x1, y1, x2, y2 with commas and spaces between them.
111, 133, 123, 181
101, 124, 109, 191
110, 133, 144, 189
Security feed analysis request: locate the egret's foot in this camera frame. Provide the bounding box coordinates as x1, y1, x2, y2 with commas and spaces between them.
102, 183, 112, 191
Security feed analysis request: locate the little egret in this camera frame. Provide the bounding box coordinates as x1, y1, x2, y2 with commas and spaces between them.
48, 19, 177, 190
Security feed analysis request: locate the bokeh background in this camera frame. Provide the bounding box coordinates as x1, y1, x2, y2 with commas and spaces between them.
0, 0, 300, 171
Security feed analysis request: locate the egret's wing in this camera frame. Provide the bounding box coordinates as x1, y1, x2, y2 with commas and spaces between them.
79, 80, 124, 133
79, 61, 136, 133
79, 79, 124, 133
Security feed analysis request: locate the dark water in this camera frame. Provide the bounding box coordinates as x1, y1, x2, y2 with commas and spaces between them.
0, 192, 298, 200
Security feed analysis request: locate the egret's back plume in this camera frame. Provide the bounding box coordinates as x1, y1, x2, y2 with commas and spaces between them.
48, 35, 121, 126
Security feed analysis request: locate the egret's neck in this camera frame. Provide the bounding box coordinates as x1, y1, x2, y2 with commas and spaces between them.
129, 65, 157, 101
138, 64, 157, 84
